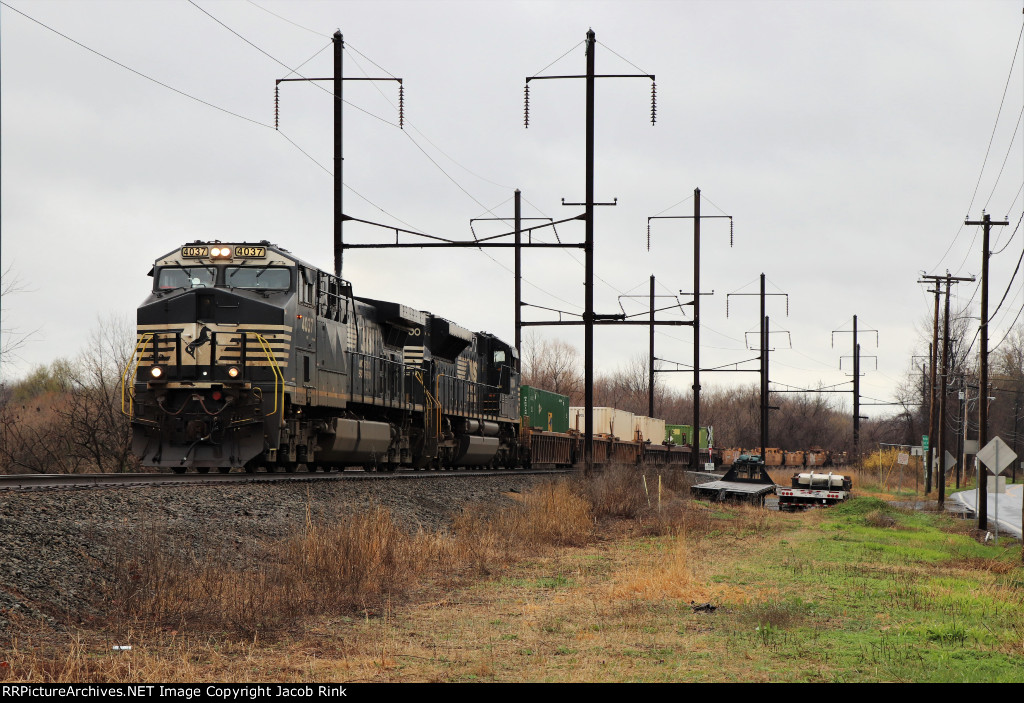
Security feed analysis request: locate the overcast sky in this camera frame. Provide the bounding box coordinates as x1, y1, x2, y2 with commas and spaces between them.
3, 0, 1024, 419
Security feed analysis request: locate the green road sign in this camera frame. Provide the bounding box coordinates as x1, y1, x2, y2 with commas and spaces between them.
923, 435, 929, 451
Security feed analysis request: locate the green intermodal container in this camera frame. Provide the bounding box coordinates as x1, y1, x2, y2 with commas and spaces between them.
665, 424, 690, 446
664, 424, 710, 448
519, 385, 569, 434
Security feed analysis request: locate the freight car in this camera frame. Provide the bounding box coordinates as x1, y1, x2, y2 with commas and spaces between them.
126, 241, 520, 473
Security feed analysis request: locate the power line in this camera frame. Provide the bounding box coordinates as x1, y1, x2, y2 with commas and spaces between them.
932, 18, 1024, 272
1, 0, 273, 129
189, 0, 399, 128
982, 103, 1024, 212
245, 0, 326, 37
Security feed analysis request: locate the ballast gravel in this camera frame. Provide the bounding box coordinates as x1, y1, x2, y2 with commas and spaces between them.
0, 472, 552, 641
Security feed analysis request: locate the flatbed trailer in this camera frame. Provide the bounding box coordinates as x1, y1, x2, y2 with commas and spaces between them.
777, 471, 852, 512
690, 456, 776, 506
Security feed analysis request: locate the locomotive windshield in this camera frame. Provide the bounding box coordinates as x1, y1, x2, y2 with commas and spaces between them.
156, 266, 215, 290
225, 266, 291, 290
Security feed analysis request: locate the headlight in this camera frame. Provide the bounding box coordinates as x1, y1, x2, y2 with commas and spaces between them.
227, 366, 240, 378
150, 366, 165, 379
210, 246, 232, 259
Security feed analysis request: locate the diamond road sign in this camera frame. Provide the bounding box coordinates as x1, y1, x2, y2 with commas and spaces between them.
977, 436, 1017, 475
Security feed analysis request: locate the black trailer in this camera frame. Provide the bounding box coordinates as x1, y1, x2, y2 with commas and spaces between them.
690, 455, 777, 506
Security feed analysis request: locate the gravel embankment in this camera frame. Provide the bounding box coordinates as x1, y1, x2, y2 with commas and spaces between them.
0, 473, 553, 641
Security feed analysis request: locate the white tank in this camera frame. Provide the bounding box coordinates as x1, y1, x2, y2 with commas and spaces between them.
796, 472, 846, 488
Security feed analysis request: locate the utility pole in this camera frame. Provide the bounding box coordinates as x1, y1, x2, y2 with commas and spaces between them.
938, 275, 952, 508
833, 317, 878, 459
1014, 389, 1020, 484
649, 274, 655, 417
515, 190, 522, 361
966, 213, 1008, 529
928, 285, 939, 494
648, 189, 733, 469
525, 29, 655, 473
956, 378, 964, 490
854, 316, 860, 453
919, 273, 975, 501
763, 314, 771, 460
274, 32, 403, 279
725, 273, 788, 461
334, 32, 342, 278
761, 277, 767, 458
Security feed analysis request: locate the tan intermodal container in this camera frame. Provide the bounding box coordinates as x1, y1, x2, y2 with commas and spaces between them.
763, 447, 784, 466
721, 448, 741, 466
784, 450, 805, 467
633, 416, 666, 443
570, 407, 634, 438
806, 449, 828, 467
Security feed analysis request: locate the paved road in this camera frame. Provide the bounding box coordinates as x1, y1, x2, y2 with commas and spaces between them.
951, 483, 1023, 538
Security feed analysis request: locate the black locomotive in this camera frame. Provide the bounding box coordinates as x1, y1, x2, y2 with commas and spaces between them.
130, 241, 520, 473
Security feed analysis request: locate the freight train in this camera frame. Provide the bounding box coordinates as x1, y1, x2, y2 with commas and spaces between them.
125, 242, 712, 473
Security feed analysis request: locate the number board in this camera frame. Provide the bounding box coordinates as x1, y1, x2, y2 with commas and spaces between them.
234, 246, 266, 258
181, 246, 209, 258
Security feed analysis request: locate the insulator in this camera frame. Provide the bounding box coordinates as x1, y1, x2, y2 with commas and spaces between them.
726, 299, 730, 318
398, 83, 405, 129
274, 84, 279, 131
786, 297, 790, 316
729, 218, 734, 247
650, 81, 657, 125
647, 222, 651, 251
524, 83, 530, 128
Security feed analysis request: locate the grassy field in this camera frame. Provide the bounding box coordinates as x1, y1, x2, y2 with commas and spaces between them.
3, 467, 1024, 682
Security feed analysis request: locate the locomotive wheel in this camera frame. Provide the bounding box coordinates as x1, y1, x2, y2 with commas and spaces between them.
284, 463, 296, 473
172, 466, 186, 475
264, 463, 277, 473
218, 467, 232, 474
197, 467, 210, 474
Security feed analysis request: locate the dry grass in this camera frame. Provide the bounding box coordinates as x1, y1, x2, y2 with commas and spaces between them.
108, 505, 438, 638
0, 470, 818, 682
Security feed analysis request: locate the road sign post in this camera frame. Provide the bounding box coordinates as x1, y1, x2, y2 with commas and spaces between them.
978, 436, 1018, 542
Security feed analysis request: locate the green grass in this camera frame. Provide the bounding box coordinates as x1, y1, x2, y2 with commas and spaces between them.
699, 497, 1024, 682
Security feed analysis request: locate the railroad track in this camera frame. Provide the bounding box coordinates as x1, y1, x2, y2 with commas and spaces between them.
0, 467, 572, 491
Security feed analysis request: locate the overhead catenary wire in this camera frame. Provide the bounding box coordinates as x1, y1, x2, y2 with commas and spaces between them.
185, 1, 590, 311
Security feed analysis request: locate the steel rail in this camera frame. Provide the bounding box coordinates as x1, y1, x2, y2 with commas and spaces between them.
0, 467, 571, 491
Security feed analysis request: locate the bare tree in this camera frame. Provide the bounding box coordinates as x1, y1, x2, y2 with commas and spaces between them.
0, 315, 138, 473
521, 333, 584, 403
60, 315, 138, 473
0, 265, 39, 369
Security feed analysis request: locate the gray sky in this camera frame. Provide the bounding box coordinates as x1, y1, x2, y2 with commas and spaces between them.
3, 0, 1024, 419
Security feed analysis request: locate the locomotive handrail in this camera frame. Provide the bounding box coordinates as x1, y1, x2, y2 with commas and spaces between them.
417, 371, 442, 439
120, 332, 155, 417
248, 332, 285, 418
